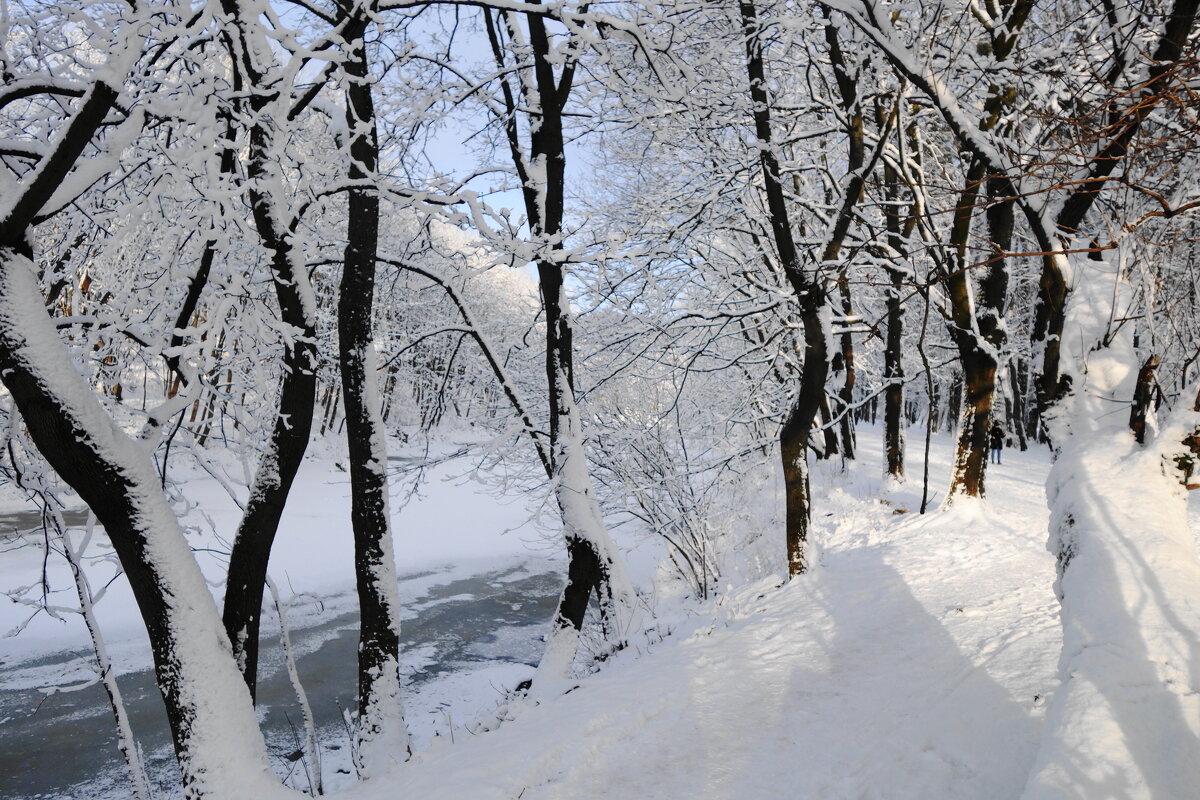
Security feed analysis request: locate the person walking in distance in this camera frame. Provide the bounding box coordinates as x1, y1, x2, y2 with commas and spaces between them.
990, 423, 1005, 465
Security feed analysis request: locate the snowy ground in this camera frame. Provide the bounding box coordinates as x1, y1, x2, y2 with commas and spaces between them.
3, 425, 1195, 798
366, 432, 1067, 799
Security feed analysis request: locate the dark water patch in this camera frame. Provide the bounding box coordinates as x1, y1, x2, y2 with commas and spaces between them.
0, 508, 92, 546
0, 564, 560, 799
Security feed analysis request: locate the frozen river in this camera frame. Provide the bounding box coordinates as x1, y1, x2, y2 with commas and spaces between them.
0, 560, 560, 798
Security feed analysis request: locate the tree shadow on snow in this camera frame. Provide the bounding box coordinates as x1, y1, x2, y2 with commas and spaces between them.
1028, 470, 1200, 799
675, 549, 1042, 800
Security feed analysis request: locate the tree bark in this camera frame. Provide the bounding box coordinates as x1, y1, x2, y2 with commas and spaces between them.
1130, 355, 1162, 444
336, 15, 410, 775
881, 156, 908, 481
1008, 359, 1029, 451
219, 0, 320, 702
741, 0, 830, 576
944, 164, 1011, 500
0, 251, 283, 796
947, 347, 997, 498
484, 7, 638, 685
824, 22, 864, 462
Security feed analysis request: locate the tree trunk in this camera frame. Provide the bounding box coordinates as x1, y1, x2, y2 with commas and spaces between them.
338, 17, 410, 774
0, 251, 285, 797
1009, 358, 1030, 450
881, 157, 908, 482
947, 349, 997, 497
816, 394, 839, 459
532, 261, 639, 684
833, 317, 857, 460
1129, 355, 1162, 444
220, 0, 319, 702
487, 8, 638, 687
882, 281, 905, 481
947, 171, 1014, 499
942, 162, 999, 500
741, 0, 832, 575
220, 196, 318, 702
824, 21, 865, 463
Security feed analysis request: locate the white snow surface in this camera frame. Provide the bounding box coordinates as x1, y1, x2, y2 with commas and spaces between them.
1024, 417, 1200, 800
358, 434, 1067, 799
1021, 255, 1200, 799
6, 424, 1200, 798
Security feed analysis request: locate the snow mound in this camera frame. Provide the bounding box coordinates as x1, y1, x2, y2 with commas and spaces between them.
1024, 419, 1200, 799
1024, 254, 1200, 799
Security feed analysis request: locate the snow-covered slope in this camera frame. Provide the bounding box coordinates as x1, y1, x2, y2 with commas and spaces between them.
363, 438, 1064, 799
1024, 424, 1200, 800
1021, 259, 1200, 799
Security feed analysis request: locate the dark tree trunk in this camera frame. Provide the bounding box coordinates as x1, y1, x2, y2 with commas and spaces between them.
950, 173, 1014, 498
834, 321, 857, 460
554, 513, 608, 633
816, 394, 839, 459
527, 10, 615, 636
220, 264, 316, 700
338, 17, 409, 769
780, 399, 811, 570
1130, 355, 1162, 444
824, 21, 864, 462
944, 168, 1012, 500
882, 286, 905, 480
1032, 259, 1070, 419
741, 0, 830, 575
535, 256, 628, 647
220, 0, 318, 702
319, 381, 337, 436
947, 372, 963, 432
881, 156, 908, 481
483, 8, 635, 680
947, 349, 997, 497
927, 381, 939, 430
1009, 358, 1030, 450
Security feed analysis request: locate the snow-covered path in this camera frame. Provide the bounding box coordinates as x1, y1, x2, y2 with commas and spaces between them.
379, 439, 1064, 799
